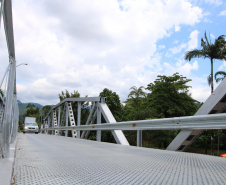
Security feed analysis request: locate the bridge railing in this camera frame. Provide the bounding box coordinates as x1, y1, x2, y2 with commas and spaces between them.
0, 0, 19, 158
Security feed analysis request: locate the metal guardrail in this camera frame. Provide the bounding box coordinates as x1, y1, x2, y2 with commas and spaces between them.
41, 113, 226, 131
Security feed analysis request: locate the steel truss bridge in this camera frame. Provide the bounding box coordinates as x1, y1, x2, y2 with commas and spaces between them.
1, 0, 226, 184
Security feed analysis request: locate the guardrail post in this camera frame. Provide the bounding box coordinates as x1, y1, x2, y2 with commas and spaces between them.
137, 130, 142, 147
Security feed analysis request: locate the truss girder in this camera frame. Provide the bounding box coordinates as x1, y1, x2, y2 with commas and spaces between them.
43, 98, 130, 145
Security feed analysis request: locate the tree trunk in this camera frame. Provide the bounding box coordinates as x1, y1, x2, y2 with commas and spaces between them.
211, 58, 214, 93
210, 58, 214, 155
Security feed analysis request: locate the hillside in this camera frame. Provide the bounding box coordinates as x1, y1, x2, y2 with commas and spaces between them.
17, 100, 43, 117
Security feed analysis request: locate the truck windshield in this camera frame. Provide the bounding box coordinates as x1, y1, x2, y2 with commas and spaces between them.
26, 123, 38, 126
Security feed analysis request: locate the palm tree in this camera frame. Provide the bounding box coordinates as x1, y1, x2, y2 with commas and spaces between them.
128, 86, 146, 105
185, 32, 226, 93
215, 71, 226, 83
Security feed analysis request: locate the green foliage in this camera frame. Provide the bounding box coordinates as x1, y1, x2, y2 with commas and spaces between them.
128, 86, 146, 106
185, 32, 226, 61
123, 86, 155, 121
99, 88, 122, 122
122, 73, 200, 148
215, 71, 226, 83
0, 89, 3, 97
24, 103, 41, 126
59, 89, 80, 101
142, 130, 179, 149
42, 105, 52, 118
185, 32, 226, 93
146, 73, 199, 118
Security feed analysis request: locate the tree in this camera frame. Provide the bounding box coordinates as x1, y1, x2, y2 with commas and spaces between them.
128, 86, 146, 106
99, 88, 122, 122
146, 73, 199, 118
215, 71, 226, 83
0, 89, 3, 97
42, 105, 52, 118
24, 104, 41, 125
143, 73, 200, 149
124, 86, 152, 121
185, 32, 226, 93
123, 86, 156, 146
59, 89, 80, 101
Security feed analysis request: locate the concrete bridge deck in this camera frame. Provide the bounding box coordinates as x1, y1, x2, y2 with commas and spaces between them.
11, 133, 226, 185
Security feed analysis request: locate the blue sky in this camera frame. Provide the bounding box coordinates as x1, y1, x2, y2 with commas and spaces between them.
0, 0, 226, 105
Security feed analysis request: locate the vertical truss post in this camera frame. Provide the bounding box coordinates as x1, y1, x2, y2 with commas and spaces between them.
68, 102, 76, 138
65, 102, 68, 137
44, 120, 47, 134
77, 102, 81, 138
96, 106, 101, 142
51, 111, 53, 135
60, 104, 66, 136
57, 106, 61, 136
52, 110, 57, 135
48, 115, 50, 135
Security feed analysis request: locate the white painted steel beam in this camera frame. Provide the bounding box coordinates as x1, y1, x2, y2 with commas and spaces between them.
44, 97, 103, 120
98, 103, 129, 145
3, 0, 15, 59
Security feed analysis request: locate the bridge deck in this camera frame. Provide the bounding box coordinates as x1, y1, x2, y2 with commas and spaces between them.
12, 133, 226, 185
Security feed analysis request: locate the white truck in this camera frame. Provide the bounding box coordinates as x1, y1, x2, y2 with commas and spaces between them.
23, 117, 39, 134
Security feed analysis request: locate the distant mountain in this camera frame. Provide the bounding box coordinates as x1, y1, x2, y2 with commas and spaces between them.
17, 100, 54, 125
17, 100, 43, 108
17, 100, 44, 118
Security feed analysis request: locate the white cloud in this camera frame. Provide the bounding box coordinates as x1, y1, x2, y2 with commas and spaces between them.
158, 45, 166, 49
163, 60, 199, 76
175, 25, 181, 32
187, 30, 199, 51
218, 61, 226, 71
168, 30, 198, 55
169, 43, 187, 54
219, 10, 226, 16
194, 0, 223, 6
210, 33, 215, 39
4, 0, 203, 105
